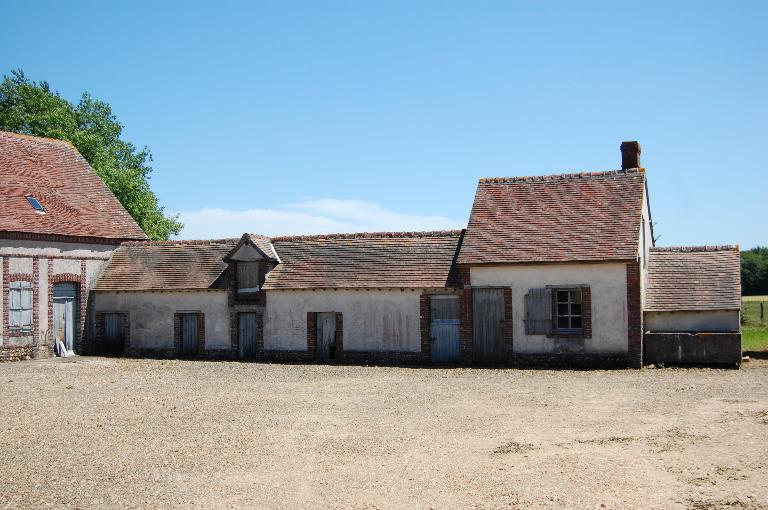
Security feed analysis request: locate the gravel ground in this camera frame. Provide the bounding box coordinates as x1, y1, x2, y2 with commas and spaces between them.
1, 357, 767, 510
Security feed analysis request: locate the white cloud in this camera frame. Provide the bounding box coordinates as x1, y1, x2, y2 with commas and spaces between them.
176, 199, 464, 239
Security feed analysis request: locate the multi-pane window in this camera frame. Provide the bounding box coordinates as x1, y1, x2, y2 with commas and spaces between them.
555, 289, 582, 332
8, 281, 33, 333
236, 262, 260, 295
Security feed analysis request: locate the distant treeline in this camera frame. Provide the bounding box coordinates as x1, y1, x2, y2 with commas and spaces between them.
742, 247, 768, 296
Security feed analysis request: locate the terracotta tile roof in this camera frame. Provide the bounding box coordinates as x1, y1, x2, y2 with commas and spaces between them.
245, 233, 279, 261
93, 239, 237, 291
0, 131, 147, 241
457, 169, 646, 264
264, 231, 464, 290
646, 246, 741, 312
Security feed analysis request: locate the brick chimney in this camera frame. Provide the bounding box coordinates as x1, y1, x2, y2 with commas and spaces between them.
620, 141, 641, 170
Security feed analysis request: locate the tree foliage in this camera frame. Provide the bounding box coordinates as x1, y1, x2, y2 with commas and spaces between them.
742, 246, 768, 296
0, 69, 182, 240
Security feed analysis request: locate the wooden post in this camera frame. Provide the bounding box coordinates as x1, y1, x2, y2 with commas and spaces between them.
761, 302, 765, 323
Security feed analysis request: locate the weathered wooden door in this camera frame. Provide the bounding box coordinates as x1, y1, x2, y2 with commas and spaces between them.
181, 314, 198, 356
430, 295, 460, 363
103, 313, 125, 355
53, 283, 77, 354
472, 288, 506, 364
316, 312, 336, 359
239, 312, 258, 358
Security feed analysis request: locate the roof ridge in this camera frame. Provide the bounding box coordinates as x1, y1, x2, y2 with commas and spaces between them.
479, 168, 645, 184
122, 238, 239, 246
651, 245, 739, 252
271, 230, 464, 242
0, 130, 75, 146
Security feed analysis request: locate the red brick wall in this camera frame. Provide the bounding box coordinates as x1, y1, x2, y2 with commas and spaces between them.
419, 293, 431, 360
626, 261, 643, 367
503, 287, 513, 357
306, 312, 317, 354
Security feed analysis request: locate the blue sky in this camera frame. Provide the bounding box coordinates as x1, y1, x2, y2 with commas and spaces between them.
2, 1, 766, 247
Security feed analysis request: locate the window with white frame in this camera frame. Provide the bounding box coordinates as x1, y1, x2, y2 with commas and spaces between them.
555, 288, 582, 333
8, 281, 33, 333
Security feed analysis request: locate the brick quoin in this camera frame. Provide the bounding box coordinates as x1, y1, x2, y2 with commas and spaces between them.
458, 265, 473, 364
503, 287, 513, 358
581, 286, 593, 340
306, 312, 317, 354
334, 312, 343, 358
626, 261, 643, 368
419, 293, 432, 361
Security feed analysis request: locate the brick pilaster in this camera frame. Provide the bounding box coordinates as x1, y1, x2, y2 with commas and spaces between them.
581, 286, 592, 339
626, 261, 643, 368
306, 312, 317, 353
335, 312, 343, 357
503, 287, 513, 358
420, 293, 431, 361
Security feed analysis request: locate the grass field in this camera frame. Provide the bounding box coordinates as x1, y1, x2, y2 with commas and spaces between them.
743, 295, 768, 352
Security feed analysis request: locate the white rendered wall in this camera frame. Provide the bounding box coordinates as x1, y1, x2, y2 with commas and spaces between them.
265, 289, 422, 352
91, 291, 231, 350
470, 263, 629, 354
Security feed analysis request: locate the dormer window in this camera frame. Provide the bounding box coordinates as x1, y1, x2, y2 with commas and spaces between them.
26, 196, 45, 214
237, 261, 260, 296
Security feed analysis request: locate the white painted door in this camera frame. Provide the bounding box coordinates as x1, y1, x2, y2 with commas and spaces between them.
53, 283, 77, 354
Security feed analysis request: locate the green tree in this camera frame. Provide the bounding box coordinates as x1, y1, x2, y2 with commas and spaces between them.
0, 69, 182, 240
741, 246, 768, 296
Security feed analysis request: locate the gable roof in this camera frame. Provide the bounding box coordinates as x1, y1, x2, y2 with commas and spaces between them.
224, 233, 279, 262
457, 169, 646, 264
646, 246, 741, 312
0, 131, 147, 241
263, 231, 463, 290
93, 239, 237, 291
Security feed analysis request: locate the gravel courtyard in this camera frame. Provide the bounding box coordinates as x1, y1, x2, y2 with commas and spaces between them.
1, 358, 767, 510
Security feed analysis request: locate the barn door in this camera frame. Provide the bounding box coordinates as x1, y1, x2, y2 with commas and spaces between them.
239, 312, 258, 358
103, 313, 125, 355
430, 295, 460, 363
181, 314, 198, 356
53, 283, 77, 354
316, 313, 336, 359
472, 288, 506, 364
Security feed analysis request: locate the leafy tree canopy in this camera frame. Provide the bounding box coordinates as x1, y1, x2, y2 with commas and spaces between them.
742, 246, 768, 296
0, 69, 182, 240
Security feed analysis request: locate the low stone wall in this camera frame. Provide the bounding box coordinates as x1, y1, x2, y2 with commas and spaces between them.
507, 353, 632, 369
644, 332, 741, 366
0, 345, 35, 362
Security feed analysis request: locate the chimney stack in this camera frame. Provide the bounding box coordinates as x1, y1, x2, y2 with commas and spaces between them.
620, 141, 641, 170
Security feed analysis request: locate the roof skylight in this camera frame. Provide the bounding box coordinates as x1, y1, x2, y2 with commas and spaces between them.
25, 196, 46, 214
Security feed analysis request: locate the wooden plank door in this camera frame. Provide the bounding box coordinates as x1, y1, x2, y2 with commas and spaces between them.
472, 288, 506, 364
103, 313, 125, 355
316, 313, 336, 359
430, 295, 460, 363
181, 314, 198, 356
53, 283, 77, 354
239, 312, 258, 358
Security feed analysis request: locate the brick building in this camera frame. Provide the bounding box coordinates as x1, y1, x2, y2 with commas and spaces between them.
0, 131, 147, 361
1, 133, 742, 366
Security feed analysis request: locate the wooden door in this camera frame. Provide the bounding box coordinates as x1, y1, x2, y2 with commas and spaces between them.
472, 288, 506, 364
239, 312, 258, 358
430, 295, 460, 363
103, 313, 125, 355
181, 314, 198, 356
316, 313, 336, 359
53, 283, 77, 354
